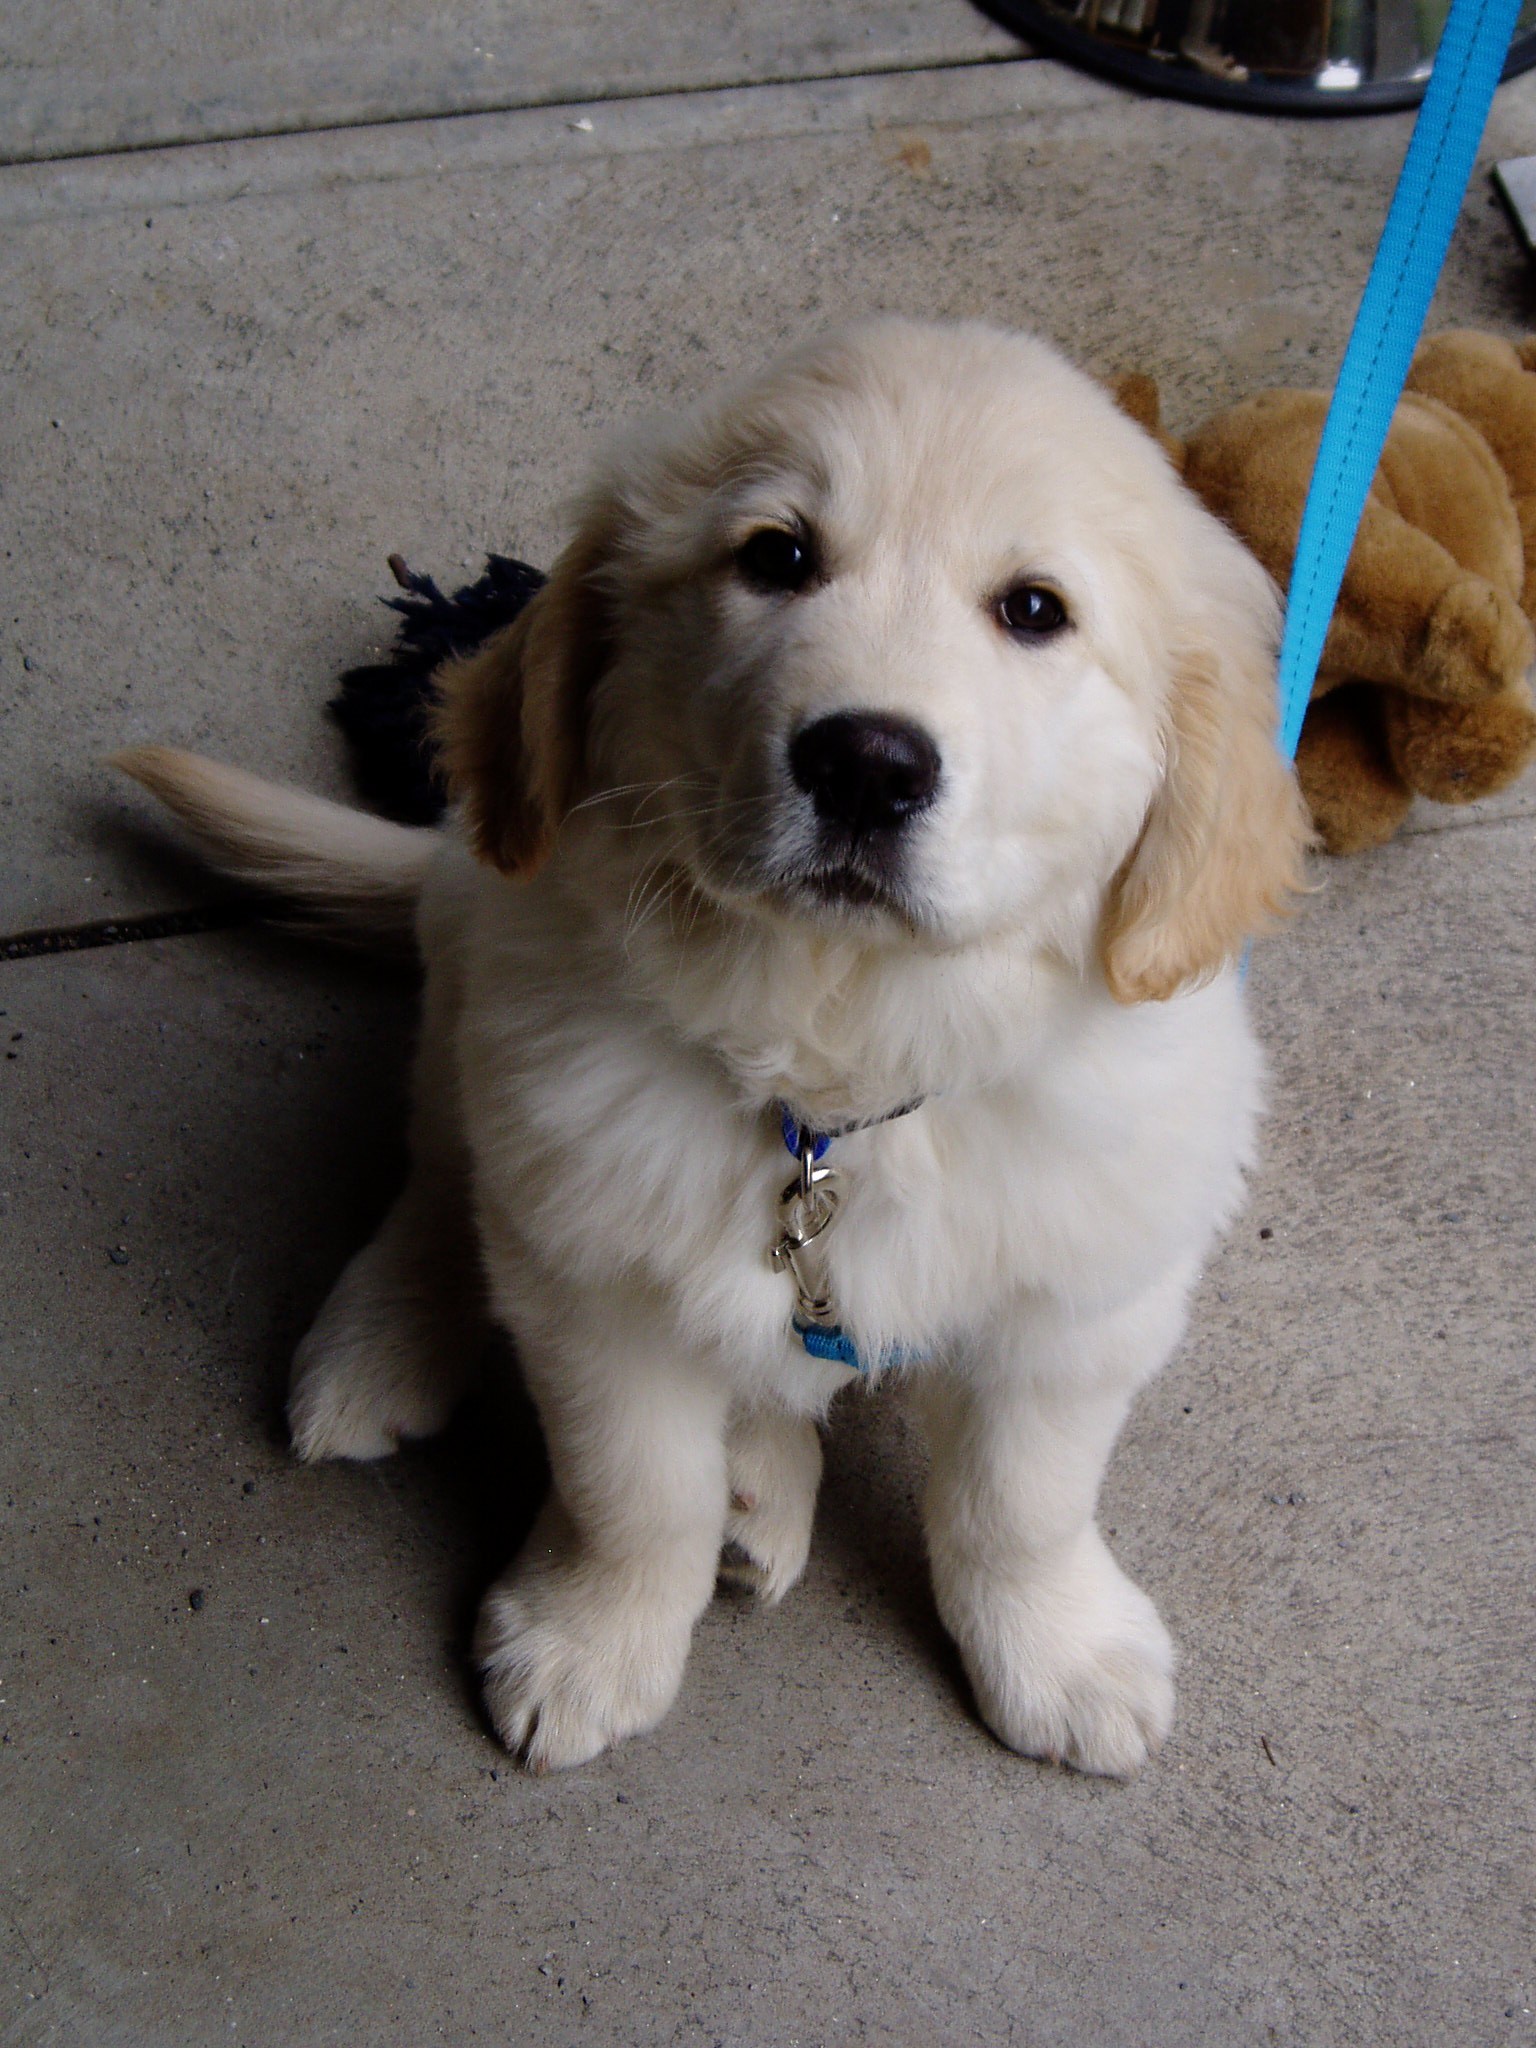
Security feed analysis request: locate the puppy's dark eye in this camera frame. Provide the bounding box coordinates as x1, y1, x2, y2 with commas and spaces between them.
997, 584, 1069, 638
735, 526, 817, 593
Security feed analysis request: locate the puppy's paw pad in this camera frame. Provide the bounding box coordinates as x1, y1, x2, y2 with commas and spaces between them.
980, 1636, 1175, 1780
287, 1379, 407, 1464
286, 1240, 475, 1464
475, 1577, 690, 1771
481, 1666, 614, 1774
951, 1545, 1175, 1780
288, 1331, 463, 1464
722, 1413, 821, 1605
721, 1498, 813, 1605
716, 1531, 796, 1604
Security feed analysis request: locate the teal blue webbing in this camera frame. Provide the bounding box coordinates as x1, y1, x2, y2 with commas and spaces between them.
1275, 0, 1522, 760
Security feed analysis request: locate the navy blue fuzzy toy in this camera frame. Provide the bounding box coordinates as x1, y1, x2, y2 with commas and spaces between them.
330, 552, 546, 824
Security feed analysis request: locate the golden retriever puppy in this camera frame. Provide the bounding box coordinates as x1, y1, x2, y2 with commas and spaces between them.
117, 318, 1309, 1777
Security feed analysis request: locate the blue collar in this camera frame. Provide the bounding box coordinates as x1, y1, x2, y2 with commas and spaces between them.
777, 1095, 925, 1163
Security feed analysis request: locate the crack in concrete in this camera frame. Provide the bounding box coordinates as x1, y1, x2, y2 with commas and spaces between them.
0, 46, 1032, 172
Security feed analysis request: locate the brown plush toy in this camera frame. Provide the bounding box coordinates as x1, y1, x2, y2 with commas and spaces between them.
1119, 331, 1536, 852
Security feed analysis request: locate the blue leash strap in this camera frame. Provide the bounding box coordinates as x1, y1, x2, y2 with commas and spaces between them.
1274, 0, 1522, 761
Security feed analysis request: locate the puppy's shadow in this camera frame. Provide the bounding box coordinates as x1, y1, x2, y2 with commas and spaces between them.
394, 1338, 550, 1718
814, 1379, 958, 1683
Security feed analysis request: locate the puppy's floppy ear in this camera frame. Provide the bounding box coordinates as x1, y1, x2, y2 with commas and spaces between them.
433, 499, 621, 874
1100, 589, 1314, 1004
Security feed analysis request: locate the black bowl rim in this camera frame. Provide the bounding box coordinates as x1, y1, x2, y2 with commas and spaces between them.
976, 0, 1536, 113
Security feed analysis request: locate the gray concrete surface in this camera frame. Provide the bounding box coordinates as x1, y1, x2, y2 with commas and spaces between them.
3, 18, 1535, 2048
0, 0, 1022, 164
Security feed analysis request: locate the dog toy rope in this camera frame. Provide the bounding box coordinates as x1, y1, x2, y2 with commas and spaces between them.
1275, 0, 1523, 760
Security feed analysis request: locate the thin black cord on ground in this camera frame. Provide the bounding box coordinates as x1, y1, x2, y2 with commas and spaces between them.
0, 901, 259, 962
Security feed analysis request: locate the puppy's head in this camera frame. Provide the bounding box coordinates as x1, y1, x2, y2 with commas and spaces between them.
437, 320, 1309, 999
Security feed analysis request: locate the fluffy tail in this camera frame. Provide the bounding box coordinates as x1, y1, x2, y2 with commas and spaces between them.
113, 745, 438, 944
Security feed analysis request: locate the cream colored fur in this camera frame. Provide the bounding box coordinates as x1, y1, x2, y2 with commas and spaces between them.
111, 746, 437, 943
116, 319, 1309, 1778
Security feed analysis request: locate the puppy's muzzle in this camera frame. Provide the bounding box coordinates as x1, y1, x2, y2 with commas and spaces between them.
788, 712, 941, 837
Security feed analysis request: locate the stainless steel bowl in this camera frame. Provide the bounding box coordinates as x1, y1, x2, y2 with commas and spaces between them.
981, 0, 1536, 109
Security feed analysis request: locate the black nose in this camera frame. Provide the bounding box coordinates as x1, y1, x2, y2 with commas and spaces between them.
788, 713, 941, 834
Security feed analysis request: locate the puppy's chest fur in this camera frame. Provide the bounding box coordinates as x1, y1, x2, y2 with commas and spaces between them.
435, 848, 1261, 1406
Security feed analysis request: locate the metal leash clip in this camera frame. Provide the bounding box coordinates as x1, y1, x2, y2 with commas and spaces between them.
769, 1134, 843, 1328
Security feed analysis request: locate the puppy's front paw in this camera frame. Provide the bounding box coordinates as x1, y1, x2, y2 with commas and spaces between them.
720, 1408, 822, 1604
938, 1531, 1174, 1779
288, 1234, 476, 1463
475, 1532, 698, 1770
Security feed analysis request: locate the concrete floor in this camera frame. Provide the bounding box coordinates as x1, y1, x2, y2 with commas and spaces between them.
3, 7, 1534, 2044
